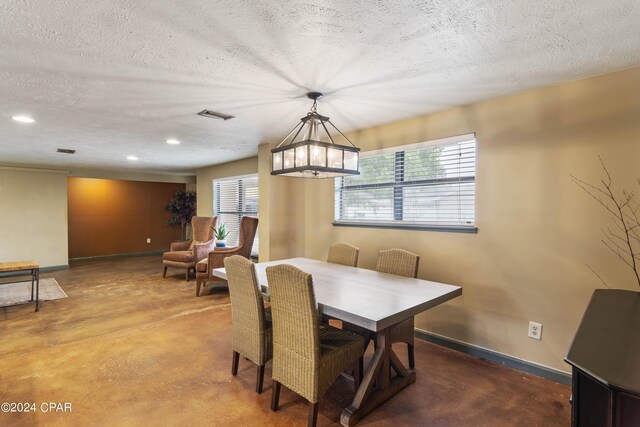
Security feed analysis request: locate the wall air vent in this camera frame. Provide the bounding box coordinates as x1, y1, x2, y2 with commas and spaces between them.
57, 148, 76, 154
197, 110, 235, 120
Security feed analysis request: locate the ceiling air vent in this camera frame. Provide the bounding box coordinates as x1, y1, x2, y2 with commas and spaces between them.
197, 109, 235, 120
57, 148, 76, 154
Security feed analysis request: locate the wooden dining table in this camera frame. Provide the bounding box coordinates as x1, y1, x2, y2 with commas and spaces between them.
213, 257, 462, 426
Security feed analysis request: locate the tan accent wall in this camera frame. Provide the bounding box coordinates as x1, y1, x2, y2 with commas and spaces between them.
0, 168, 68, 268
257, 67, 640, 373
196, 157, 258, 217
67, 178, 185, 258
257, 144, 302, 261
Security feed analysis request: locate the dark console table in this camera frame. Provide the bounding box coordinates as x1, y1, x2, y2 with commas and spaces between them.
565, 289, 640, 426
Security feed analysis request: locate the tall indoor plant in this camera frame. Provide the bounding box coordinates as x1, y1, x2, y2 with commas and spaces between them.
166, 190, 197, 240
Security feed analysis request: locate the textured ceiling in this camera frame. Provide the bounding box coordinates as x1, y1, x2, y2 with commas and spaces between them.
1, 0, 639, 175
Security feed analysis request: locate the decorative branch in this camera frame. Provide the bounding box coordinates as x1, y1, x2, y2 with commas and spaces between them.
572, 156, 640, 288
583, 263, 611, 289
605, 227, 630, 247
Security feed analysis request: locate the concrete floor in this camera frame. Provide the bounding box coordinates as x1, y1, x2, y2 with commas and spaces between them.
0, 255, 571, 426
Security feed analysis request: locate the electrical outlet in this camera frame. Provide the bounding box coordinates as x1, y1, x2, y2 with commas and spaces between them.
146, 238, 151, 244
528, 321, 542, 340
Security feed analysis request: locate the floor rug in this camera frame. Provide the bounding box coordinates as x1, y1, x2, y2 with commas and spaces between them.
0, 278, 67, 307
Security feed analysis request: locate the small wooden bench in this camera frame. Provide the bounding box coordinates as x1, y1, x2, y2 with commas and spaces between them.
0, 260, 40, 311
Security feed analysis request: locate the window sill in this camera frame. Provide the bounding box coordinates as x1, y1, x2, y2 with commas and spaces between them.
332, 221, 478, 234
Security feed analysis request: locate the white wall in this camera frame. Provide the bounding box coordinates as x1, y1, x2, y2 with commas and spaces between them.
0, 167, 69, 268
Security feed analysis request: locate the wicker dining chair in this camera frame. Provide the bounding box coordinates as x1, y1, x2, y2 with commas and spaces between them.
266, 264, 365, 427
376, 248, 420, 368
327, 242, 359, 267
225, 255, 272, 394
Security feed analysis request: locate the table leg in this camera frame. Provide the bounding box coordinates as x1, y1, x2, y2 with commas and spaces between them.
34, 268, 40, 312
377, 331, 391, 390
340, 327, 416, 426
30, 269, 35, 302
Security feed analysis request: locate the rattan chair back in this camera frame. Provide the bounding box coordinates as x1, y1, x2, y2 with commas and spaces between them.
267, 264, 326, 402
327, 242, 360, 267
267, 264, 320, 361
225, 255, 270, 365
376, 248, 420, 278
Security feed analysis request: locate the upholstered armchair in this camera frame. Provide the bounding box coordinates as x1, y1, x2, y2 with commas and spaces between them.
162, 216, 217, 281
195, 216, 258, 297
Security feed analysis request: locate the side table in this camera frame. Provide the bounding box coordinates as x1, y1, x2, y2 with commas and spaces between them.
0, 261, 40, 311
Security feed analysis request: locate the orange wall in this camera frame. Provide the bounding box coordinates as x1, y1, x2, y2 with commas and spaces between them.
68, 178, 185, 258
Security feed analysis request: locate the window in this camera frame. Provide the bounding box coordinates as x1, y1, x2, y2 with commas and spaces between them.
213, 174, 259, 256
334, 134, 476, 232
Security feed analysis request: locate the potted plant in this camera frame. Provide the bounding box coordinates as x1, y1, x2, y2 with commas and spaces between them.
166, 190, 197, 240
213, 223, 230, 247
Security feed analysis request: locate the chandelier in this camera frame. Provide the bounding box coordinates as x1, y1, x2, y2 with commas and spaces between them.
271, 92, 360, 178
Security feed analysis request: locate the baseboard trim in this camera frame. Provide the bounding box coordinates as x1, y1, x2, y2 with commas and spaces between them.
0, 264, 69, 277
70, 251, 165, 262
41, 264, 70, 272
414, 329, 572, 385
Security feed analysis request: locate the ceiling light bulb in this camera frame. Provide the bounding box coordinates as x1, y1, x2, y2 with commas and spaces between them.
127, 155, 138, 161
166, 139, 180, 145
12, 115, 35, 123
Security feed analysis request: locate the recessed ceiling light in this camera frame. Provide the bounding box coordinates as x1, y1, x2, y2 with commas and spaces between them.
126, 155, 138, 161
12, 115, 35, 123
166, 139, 180, 145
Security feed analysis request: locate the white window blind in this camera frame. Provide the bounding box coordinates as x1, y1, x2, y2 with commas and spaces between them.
334, 134, 476, 231
213, 174, 259, 256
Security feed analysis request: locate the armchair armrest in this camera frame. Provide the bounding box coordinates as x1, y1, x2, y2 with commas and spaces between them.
206, 246, 243, 271
170, 240, 191, 251
193, 239, 216, 263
